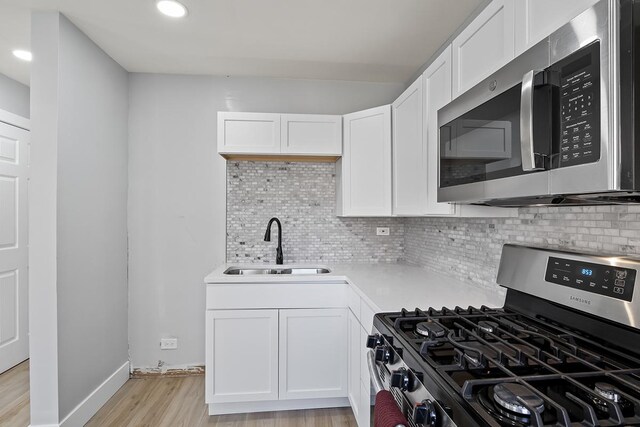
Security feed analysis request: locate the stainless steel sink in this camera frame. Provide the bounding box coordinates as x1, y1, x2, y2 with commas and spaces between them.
223, 267, 331, 275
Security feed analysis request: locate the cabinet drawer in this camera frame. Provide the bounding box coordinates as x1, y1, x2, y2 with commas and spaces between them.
206, 282, 348, 309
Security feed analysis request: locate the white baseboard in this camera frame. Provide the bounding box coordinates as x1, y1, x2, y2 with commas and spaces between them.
208, 397, 350, 416
58, 361, 129, 427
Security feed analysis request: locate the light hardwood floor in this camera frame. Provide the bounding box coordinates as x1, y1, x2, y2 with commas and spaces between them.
0, 365, 355, 426
0, 360, 29, 427
87, 375, 357, 427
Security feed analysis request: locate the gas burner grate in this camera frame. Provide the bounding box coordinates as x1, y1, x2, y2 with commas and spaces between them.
379, 304, 640, 426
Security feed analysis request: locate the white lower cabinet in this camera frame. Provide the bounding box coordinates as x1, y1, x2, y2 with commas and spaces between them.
348, 310, 362, 418
206, 304, 349, 414
279, 309, 348, 400
206, 309, 279, 403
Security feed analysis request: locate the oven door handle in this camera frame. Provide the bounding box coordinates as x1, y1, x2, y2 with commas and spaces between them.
520, 69, 546, 171
367, 350, 385, 393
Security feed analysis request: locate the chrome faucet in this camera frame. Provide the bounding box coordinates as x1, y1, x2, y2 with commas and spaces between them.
264, 217, 284, 265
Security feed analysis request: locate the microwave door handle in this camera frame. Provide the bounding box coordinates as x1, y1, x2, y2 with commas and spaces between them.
520, 70, 545, 171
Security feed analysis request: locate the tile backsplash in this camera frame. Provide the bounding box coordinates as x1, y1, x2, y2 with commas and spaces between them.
405, 205, 640, 295
226, 161, 404, 264
226, 161, 640, 296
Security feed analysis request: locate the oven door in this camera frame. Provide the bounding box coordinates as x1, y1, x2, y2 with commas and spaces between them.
438, 39, 551, 204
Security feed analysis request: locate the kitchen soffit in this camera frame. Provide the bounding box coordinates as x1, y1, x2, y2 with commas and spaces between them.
0, 0, 484, 87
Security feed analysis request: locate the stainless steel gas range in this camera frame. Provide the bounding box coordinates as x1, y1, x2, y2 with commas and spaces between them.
367, 244, 640, 426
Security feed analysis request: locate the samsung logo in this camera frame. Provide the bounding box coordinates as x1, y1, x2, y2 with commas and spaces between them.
570, 295, 592, 305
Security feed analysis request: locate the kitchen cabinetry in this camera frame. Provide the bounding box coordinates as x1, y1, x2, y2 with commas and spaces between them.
337, 105, 392, 217
206, 309, 279, 403
279, 309, 347, 400
392, 77, 426, 216
452, 0, 515, 98
217, 112, 342, 157
514, 0, 600, 55
205, 281, 350, 415
346, 286, 376, 427
217, 112, 281, 155
423, 46, 457, 216
281, 114, 342, 155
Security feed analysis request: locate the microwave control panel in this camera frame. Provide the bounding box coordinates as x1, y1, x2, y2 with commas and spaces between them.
557, 42, 601, 168
545, 256, 635, 302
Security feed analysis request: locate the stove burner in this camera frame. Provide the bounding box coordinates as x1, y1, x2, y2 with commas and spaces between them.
477, 320, 498, 333
594, 382, 622, 403
493, 383, 544, 415
416, 321, 445, 338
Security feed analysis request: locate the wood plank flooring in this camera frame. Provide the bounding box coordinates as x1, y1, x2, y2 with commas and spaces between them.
0, 361, 29, 427
0, 365, 355, 426
87, 375, 357, 427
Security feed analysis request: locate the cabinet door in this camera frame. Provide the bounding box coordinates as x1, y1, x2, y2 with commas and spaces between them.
423, 46, 456, 216
359, 326, 373, 427
348, 310, 361, 419
281, 114, 342, 155
217, 112, 281, 154
279, 308, 348, 400
205, 309, 279, 403
452, 0, 515, 97
515, 0, 599, 55
338, 105, 392, 216
392, 76, 426, 216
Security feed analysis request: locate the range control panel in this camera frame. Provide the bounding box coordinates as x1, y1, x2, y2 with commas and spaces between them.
545, 257, 636, 302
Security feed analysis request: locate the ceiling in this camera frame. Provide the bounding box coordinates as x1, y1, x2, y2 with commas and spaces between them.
0, 0, 484, 87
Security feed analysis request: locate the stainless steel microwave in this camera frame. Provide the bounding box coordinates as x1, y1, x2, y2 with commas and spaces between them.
438, 0, 640, 206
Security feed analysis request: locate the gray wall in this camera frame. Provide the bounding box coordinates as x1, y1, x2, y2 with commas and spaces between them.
127, 73, 404, 369
227, 161, 405, 264
404, 205, 640, 297
0, 73, 29, 118
30, 12, 129, 423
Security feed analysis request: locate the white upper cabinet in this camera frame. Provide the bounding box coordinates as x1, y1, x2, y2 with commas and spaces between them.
281, 114, 342, 155
337, 105, 392, 217
515, 0, 600, 55
218, 112, 342, 157
392, 76, 426, 216
217, 112, 281, 155
452, 0, 515, 98
423, 46, 456, 216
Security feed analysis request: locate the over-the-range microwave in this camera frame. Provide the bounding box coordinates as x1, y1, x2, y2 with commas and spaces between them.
438, 0, 640, 206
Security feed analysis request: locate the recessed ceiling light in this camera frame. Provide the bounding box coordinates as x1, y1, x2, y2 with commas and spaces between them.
12, 49, 32, 62
156, 0, 188, 18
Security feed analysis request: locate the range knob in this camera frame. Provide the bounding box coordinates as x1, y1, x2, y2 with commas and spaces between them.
413, 399, 438, 426
374, 345, 395, 364
366, 334, 383, 349
390, 368, 410, 391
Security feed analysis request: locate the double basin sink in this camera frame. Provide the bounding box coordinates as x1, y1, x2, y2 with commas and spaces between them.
224, 267, 331, 275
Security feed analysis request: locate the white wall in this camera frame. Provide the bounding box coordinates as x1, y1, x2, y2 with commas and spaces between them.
0, 73, 29, 118
128, 73, 404, 369
30, 11, 129, 425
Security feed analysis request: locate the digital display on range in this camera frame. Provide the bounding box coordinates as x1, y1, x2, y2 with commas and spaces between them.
545, 257, 636, 302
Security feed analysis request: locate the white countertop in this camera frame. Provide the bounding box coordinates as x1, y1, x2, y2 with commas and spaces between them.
205, 263, 505, 312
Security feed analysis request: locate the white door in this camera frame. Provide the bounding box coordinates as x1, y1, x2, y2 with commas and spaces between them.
451, 0, 515, 97
0, 121, 29, 374
423, 46, 456, 216
338, 105, 392, 216
217, 112, 281, 155
392, 76, 426, 216
279, 308, 348, 400
205, 309, 279, 404
280, 114, 342, 156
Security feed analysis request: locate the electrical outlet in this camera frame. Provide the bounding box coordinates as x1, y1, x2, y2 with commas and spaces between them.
376, 227, 390, 236
160, 337, 178, 350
